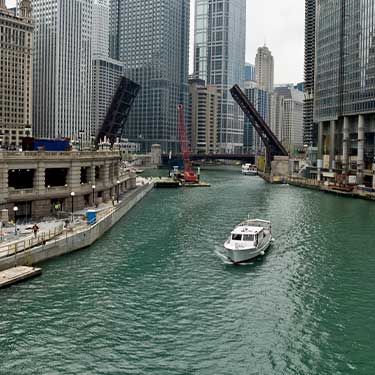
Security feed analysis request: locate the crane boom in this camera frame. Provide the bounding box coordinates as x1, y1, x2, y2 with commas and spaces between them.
177, 105, 198, 183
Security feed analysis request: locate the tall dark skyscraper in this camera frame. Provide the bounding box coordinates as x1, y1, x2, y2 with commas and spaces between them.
303, 0, 316, 146
315, 0, 375, 185
109, 0, 190, 152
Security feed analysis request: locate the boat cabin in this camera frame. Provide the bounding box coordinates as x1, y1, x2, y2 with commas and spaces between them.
230, 226, 264, 245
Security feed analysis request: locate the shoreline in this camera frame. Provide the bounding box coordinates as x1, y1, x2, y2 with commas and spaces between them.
0, 181, 154, 272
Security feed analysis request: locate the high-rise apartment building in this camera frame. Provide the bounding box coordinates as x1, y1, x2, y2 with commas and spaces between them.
275, 86, 304, 151
0, 0, 33, 149
109, 0, 190, 152
303, 0, 316, 146
255, 46, 274, 93
189, 79, 220, 154
31, 0, 92, 141
194, 0, 246, 153
314, 0, 375, 185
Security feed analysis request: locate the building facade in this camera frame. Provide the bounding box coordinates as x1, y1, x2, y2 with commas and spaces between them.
91, 58, 124, 136
109, 0, 190, 153
189, 79, 220, 154
194, 0, 246, 153
274, 86, 304, 151
315, 0, 375, 185
31, 0, 92, 141
92, 0, 109, 57
244, 62, 256, 82
303, 0, 316, 146
255, 45, 274, 93
0, 149, 135, 219
0, 0, 33, 149
244, 87, 270, 153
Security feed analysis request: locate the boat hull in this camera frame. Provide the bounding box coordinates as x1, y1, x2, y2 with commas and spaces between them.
223, 238, 271, 264
242, 170, 258, 176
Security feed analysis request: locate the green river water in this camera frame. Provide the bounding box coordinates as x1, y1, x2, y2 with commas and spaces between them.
1, 168, 375, 374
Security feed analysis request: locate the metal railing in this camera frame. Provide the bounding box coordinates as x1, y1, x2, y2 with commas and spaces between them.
0, 223, 64, 260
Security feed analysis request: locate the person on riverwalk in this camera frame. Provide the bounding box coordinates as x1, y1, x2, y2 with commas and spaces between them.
32, 224, 39, 238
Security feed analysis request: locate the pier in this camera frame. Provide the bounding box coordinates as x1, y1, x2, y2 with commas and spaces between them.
0, 266, 42, 289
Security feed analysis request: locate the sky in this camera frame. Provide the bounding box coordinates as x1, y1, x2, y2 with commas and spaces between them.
6, 0, 305, 84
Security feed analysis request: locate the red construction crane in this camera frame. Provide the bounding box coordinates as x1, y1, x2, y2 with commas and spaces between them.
177, 104, 198, 183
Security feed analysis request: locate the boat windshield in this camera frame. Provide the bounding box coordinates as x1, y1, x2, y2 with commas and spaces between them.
243, 234, 254, 242
232, 234, 242, 241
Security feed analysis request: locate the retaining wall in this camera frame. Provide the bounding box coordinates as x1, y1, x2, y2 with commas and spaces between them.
0, 183, 154, 271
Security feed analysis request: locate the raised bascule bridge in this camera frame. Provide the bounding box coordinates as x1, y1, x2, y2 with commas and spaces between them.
163, 85, 288, 177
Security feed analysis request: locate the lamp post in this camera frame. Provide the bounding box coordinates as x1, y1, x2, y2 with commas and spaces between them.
116, 180, 120, 203
13, 206, 18, 235
92, 184, 96, 207
70, 192, 75, 222
79, 130, 84, 151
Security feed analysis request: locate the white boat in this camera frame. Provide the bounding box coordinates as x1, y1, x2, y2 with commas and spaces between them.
241, 163, 258, 176
223, 219, 272, 264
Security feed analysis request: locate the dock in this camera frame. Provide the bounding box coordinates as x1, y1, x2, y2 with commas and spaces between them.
0, 266, 42, 289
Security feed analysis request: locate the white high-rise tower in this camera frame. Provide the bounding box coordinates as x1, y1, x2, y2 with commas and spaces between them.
255, 46, 274, 93
31, 0, 93, 140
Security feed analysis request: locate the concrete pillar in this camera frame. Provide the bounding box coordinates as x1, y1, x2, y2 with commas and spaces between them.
342, 116, 349, 172
329, 120, 336, 171
357, 115, 365, 184
69, 162, 81, 192
317, 122, 324, 159
34, 164, 45, 193
0, 154, 9, 204
103, 161, 110, 187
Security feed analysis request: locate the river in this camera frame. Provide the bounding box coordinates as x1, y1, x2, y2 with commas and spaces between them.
1, 168, 375, 374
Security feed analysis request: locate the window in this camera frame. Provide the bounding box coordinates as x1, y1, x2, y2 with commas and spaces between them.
232, 234, 242, 241
243, 234, 254, 242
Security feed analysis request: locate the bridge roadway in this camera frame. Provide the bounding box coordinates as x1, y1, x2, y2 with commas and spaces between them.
161, 153, 256, 165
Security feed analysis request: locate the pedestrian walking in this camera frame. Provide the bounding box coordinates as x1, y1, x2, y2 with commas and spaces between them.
32, 224, 39, 238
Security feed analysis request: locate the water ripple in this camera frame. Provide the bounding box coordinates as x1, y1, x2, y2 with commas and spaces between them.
1, 169, 375, 374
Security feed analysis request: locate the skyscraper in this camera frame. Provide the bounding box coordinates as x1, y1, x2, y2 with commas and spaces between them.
109, 0, 190, 152
274, 86, 304, 151
194, 0, 246, 153
189, 79, 220, 154
91, 0, 124, 136
315, 0, 375, 185
244, 63, 256, 83
303, 0, 316, 146
0, 0, 33, 148
244, 87, 270, 153
31, 0, 92, 140
255, 46, 274, 93
92, 0, 109, 57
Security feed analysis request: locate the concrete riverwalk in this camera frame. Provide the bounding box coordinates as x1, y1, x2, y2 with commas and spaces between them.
0, 179, 154, 272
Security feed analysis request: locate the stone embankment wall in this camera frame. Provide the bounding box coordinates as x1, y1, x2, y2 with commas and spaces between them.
0, 183, 154, 271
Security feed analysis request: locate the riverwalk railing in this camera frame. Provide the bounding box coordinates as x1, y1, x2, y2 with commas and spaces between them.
0, 223, 64, 260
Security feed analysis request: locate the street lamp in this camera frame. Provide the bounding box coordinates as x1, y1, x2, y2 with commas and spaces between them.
116, 180, 120, 203
79, 130, 84, 151
92, 185, 96, 207
13, 206, 18, 235
70, 191, 75, 222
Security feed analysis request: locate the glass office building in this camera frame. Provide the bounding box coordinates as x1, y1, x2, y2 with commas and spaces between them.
194, 0, 246, 153
109, 0, 190, 152
315, 0, 375, 184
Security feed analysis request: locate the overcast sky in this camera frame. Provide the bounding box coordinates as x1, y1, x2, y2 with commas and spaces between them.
6, 0, 304, 84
